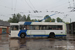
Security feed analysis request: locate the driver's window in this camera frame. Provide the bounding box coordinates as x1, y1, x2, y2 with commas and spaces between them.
11, 25, 19, 30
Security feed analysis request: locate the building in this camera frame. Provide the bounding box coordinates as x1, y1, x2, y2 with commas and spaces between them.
66, 24, 71, 34
0, 21, 10, 34
67, 22, 75, 34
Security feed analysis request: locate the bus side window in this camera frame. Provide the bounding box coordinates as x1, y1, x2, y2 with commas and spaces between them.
48, 25, 52, 30
48, 26, 52, 30
39, 26, 42, 30
28, 25, 33, 30
27, 25, 30, 30
57, 25, 62, 30
35, 26, 39, 30
48, 25, 56, 30
42, 26, 46, 30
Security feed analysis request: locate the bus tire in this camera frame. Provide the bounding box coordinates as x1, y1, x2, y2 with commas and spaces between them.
20, 33, 26, 38
49, 32, 55, 38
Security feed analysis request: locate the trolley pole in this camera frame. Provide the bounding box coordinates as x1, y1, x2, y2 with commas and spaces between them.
70, 18, 71, 23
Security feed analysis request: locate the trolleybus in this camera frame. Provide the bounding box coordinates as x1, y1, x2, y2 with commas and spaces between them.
10, 22, 66, 38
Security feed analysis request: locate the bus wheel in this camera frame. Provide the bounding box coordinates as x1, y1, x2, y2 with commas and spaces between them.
49, 32, 55, 38
20, 33, 26, 38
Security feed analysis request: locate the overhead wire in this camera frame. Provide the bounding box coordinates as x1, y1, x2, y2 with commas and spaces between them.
24, 0, 34, 11
73, 0, 75, 7
68, 0, 71, 8
11, 0, 13, 10
29, 0, 35, 9
0, 0, 71, 15
14, 0, 17, 12
73, 0, 75, 11
0, 0, 72, 21
13, 0, 69, 14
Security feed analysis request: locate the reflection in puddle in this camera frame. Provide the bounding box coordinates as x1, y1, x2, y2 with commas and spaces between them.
0, 35, 2, 40
1, 34, 75, 50
10, 38, 74, 50
0, 34, 9, 50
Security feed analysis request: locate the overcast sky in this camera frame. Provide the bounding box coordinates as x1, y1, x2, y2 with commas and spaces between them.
0, 0, 75, 22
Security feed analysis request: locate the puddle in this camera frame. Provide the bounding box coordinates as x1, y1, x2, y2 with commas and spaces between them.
9, 38, 75, 50
0, 34, 75, 50
0, 34, 9, 50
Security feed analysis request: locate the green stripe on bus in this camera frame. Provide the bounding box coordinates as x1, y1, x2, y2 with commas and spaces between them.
26, 30, 30, 35
31, 22, 33, 25
26, 33, 66, 35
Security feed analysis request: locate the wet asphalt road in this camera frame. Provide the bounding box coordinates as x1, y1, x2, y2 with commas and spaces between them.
0, 34, 75, 50
0, 34, 9, 50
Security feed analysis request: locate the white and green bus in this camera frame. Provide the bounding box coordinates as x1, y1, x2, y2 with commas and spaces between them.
10, 22, 66, 38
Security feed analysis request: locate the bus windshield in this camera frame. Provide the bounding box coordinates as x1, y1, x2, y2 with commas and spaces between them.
11, 25, 19, 30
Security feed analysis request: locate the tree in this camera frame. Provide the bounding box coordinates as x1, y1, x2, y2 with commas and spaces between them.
31, 19, 41, 22
21, 15, 26, 21
31, 19, 36, 22
26, 14, 31, 21
8, 14, 17, 23
44, 15, 51, 22
11, 14, 18, 23
0, 19, 3, 21
57, 17, 63, 22
31, 19, 35, 22
51, 18, 55, 22
16, 13, 22, 22
65, 22, 69, 24
8, 13, 22, 23
8, 14, 65, 23
8, 17, 13, 22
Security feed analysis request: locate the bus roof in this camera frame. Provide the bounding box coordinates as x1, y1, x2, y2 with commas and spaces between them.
24, 22, 65, 25
10, 22, 65, 25
10, 23, 19, 25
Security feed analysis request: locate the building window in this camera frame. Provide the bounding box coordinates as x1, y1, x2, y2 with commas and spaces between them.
2, 28, 6, 33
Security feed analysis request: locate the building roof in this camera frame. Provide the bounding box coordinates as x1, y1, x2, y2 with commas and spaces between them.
0, 21, 10, 26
